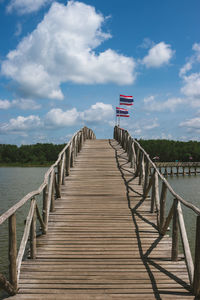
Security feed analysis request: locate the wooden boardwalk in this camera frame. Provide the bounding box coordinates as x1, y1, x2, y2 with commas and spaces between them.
10, 139, 194, 299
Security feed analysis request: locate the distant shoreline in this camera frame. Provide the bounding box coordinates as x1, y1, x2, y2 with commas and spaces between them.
0, 162, 52, 167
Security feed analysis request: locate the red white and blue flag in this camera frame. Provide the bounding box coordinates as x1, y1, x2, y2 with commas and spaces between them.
116, 107, 129, 117
120, 94, 134, 106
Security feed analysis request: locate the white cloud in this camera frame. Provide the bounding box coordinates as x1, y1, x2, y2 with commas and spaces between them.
0, 99, 11, 109
12, 99, 41, 110
2, 1, 135, 100
45, 102, 114, 128
0, 102, 115, 135
0, 115, 42, 133
15, 22, 22, 36
181, 73, 200, 98
193, 43, 200, 62
142, 42, 174, 68
138, 38, 154, 49
179, 43, 200, 100
143, 95, 185, 112
179, 62, 193, 77
6, 0, 52, 14
179, 43, 200, 77
0, 98, 41, 110
45, 108, 79, 127
80, 102, 114, 123
180, 117, 200, 131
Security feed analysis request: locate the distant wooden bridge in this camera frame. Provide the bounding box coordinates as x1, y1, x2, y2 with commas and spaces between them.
0, 126, 200, 299
153, 162, 200, 176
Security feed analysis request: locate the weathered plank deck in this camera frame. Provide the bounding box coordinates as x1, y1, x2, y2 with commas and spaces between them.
10, 139, 194, 299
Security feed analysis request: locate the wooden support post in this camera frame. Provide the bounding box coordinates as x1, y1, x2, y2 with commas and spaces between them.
171, 199, 179, 261
143, 159, 150, 195
193, 215, 200, 296
57, 161, 61, 196
183, 166, 185, 176
131, 141, 136, 169
128, 137, 132, 162
139, 152, 144, 185
170, 167, 173, 176
42, 186, 48, 231
188, 166, 191, 175
30, 199, 36, 259
54, 172, 61, 199
50, 172, 55, 212
154, 172, 160, 228
150, 172, 155, 213
8, 213, 17, 291
194, 167, 197, 175
65, 146, 70, 176
159, 182, 167, 232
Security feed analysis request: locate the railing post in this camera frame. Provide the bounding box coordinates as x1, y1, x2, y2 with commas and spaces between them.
139, 152, 144, 185
54, 171, 60, 199
159, 182, 167, 232
65, 146, 71, 176
50, 172, 55, 212
30, 198, 36, 259
70, 142, 74, 168
150, 172, 155, 213
193, 215, 200, 296
57, 161, 61, 195
143, 158, 150, 195
8, 213, 17, 291
42, 185, 48, 231
171, 199, 179, 261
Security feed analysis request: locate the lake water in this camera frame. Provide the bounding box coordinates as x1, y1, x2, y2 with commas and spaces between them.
0, 167, 48, 299
0, 167, 200, 298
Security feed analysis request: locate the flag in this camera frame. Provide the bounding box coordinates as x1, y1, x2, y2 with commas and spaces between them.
116, 107, 129, 117
120, 94, 134, 106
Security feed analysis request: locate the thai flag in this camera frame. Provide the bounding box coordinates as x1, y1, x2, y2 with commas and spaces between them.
120, 94, 134, 106
116, 107, 129, 117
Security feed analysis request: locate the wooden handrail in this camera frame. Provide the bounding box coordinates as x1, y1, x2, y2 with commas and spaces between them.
114, 125, 200, 297
0, 126, 95, 295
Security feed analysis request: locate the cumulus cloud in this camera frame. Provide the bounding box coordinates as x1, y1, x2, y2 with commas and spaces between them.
80, 102, 114, 123
0, 115, 42, 134
181, 73, 200, 98
0, 102, 115, 135
6, 0, 52, 14
143, 95, 185, 112
0, 99, 11, 109
179, 43, 200, 100
179, 43, 200, 77
142, 42, 174, 68
45, 102, 114, 127
45, 108, 79, 127
12, 99, 41, 110
2, 1, 135, 100
0, 98, 40, 110
180, 117, 200, 132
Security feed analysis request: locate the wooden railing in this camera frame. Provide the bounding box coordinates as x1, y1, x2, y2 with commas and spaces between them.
114, 126, 200, 297
0, 127, 95, 295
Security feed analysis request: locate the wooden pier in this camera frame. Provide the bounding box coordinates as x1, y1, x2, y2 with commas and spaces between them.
153, 162, 200, 177
1, 126, 200, 299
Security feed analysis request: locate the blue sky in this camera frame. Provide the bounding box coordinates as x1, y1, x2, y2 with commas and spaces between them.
0, 0, 200, 145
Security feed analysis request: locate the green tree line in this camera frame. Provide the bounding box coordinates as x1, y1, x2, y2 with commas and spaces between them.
138, 139, 200, 162
0, 143, 65, 165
